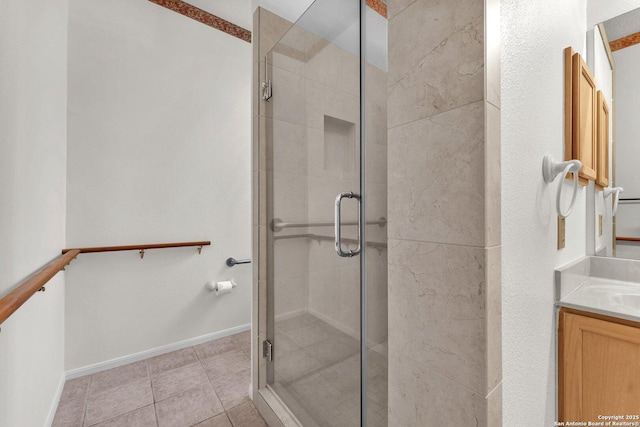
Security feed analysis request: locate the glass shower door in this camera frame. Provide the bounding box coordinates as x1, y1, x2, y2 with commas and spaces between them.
263, 1, 388, 426
266, 0, 362, 425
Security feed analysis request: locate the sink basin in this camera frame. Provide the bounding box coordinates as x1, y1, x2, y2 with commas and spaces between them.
575, 278, 640, 314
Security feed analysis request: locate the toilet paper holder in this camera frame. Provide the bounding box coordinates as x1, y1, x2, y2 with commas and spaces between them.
206, 279, 237, 295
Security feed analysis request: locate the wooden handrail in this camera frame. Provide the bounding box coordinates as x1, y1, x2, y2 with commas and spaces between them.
1, 241, 210, 327
616, 237, 640, 242
0, 250, 80, 326
62, 241, 211, 254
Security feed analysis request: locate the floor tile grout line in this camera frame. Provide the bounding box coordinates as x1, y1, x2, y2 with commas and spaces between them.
81, 375, 92, 427
153, 399, 161, 427
199, 351, 228, 417
56, 332, 261, 426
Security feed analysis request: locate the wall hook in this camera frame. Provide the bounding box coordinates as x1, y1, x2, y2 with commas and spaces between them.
542, 156, 582, 218
604, 187, 624, 216
197, 246, 203, 254
139, 249, 145, 259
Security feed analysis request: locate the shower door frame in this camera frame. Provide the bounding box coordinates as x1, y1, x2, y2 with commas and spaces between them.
251, 1, 370, 426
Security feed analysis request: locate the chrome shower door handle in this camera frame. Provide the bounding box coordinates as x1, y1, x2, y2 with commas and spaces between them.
335, 192, 361, 257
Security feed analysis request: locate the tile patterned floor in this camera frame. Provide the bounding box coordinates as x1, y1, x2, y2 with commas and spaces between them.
53, 331, 267, 427
271, 314, 388, 427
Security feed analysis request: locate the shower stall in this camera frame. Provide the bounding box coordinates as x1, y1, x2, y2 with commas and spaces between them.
252, 0, 388, 425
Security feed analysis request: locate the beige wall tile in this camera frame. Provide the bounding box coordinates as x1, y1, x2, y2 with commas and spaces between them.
306, 41, 359, 98
306, 79, 359, 132
388, 351, 486, 427
388, 0, 484, 128
272, 172, 307, 222
307, 239, 353, 274
272, 25, 306, 77
388, 101, 485, 246
366, 143, 388, 185
251, 171, 260, 226
487, 381, 502, 427
307, 175, 359, 225
366, 296, 388, 345
252, 201, 258, 266
273, 238, 309, 278
253, 116, 267, 174
366, 250, 388, 302
269, 119, 308, 175
387, 0, 419, 20
256, 8, 293, 62
253, 60, 260, 119
486, 246, 501, 393
366, 62, 389, 149
257, 279, 267, 388
256, 225, 268, 284
274, 274, 307, 318
305, 127, 326, 178
270, 66, 306, 127
258, 60, 267, 118
258, 171, 268, 227
308, 267, 342, 320
388, 238, 486, 394
486, 101, 501, 247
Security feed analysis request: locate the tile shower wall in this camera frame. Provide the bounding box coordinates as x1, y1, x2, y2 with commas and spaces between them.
254, 7, 388, 344
387, 0, 501, 425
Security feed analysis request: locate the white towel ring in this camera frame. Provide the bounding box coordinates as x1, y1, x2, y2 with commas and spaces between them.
542, 156, 582, 218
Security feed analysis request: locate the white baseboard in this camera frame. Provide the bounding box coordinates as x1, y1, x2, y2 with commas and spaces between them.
45, 374, 67, 426
65, 323, 251, 379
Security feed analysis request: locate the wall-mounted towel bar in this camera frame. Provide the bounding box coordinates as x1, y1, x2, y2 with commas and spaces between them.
271, 217, 386, 232
226, 257, 251, 267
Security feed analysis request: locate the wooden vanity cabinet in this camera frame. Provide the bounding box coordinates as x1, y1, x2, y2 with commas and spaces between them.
559, 308, 640, 421
564, 47, 598, 185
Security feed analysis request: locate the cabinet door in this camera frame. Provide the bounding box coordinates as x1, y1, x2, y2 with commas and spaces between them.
596, 91, 610, 188
559, 311, 640, 421
572, 53, 598, 182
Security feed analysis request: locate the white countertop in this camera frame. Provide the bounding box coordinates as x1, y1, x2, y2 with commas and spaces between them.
558, 276, 640, 323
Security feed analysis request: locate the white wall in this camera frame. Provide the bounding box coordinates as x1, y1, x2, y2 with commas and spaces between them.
588, 0, 640, 27
0, 0, 69, 425
502, 0, 640, 424
502, 0, 587, 424
66, 0, 252, 370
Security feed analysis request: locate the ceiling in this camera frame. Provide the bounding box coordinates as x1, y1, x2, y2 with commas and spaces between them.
603, 6, 640, 42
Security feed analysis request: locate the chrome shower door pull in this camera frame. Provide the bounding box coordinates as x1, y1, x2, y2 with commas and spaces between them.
335, 192, 362, 257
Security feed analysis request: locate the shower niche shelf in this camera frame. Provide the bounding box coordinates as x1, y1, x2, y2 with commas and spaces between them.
324, 115, 356, 173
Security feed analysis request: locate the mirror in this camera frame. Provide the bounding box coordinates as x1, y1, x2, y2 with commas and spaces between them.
593, 8, 640, 260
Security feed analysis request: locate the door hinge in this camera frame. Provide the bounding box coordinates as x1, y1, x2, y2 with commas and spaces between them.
263, 339, 273, 361
262, 80, 272, 101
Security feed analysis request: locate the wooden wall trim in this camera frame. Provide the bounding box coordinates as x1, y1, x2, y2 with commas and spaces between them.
609, 31, 640, 52
367, 0, 388, 19
149, 0, 252, 43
